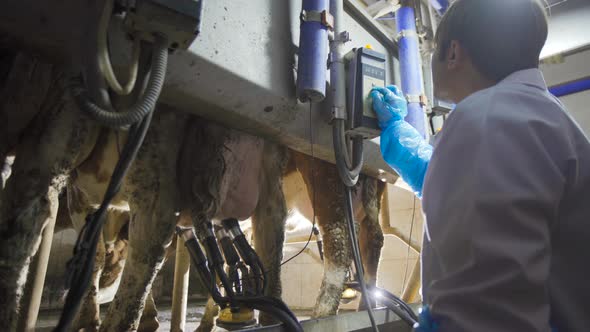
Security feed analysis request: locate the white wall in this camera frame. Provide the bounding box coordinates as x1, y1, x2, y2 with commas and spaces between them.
541, 48, 590, 136
542, 0, 590, 58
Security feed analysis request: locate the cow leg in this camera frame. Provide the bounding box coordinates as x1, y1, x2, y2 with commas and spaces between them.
251, 142, 288, 325
292, 152, 352, 318
0, 66, 98, 328
0, 53, 53, 162
357, 176, 385, 310
196, 297, 219, 332
72, 234, 106, 332
100, 109, 185, 331
66, 182, 104, 331
138, 291, 159, 332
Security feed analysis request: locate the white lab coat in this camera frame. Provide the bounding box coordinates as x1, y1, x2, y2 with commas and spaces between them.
421, 69, 590, 332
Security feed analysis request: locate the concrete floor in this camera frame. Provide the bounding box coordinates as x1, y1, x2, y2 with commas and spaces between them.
36, 300, 207, 332
34, 301, 313, 332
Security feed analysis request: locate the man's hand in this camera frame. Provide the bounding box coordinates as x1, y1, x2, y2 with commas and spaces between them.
371, 85, 408, 129
371, 84, 432, 197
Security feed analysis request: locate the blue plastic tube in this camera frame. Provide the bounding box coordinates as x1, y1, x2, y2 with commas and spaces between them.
296, 0, 329, 102
396, 5, 427, 138
549, 77, 590, 97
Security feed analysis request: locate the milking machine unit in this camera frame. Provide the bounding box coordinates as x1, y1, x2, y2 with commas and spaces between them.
178, 220, 303, 331
296, 0, 418, 330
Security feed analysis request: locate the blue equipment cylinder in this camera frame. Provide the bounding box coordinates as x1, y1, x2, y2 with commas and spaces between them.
549, 78, 590, 97
297, 0, 329, 103
396, 4, 427, 138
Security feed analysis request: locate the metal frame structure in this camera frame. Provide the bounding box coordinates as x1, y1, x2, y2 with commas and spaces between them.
0, 0, 402, 182
241, 307, 414, 332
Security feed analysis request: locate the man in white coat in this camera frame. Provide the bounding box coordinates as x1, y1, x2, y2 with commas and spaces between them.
371, 0, 590, 331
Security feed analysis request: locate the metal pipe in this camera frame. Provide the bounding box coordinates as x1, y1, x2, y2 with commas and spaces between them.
397, 1, 427, 137
297, 0, 330, 102
331, 0, 363, 187
170, 235, 190, 332
330, 0, 347, 120
16, 203, 58, 332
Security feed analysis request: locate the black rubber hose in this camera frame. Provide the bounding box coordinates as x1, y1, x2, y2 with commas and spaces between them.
333, 119, 364, 187
183, 237, 226, 303
54, 97, 154, 332
380, 297, 418, 326
312, 226, 324, 261
228, 265, 240, 293
237, 263, 254, 295
344, 186, 379, 332
349, 283, 418, 324
262, 296, 300, 323
217, 231, 241, 265
245, 301, 303, 332
222, 218, 266, 294
233, 236, 263, 294
71, 34, 169, 128
377, 288, 417, 321
202, 235, 237, 300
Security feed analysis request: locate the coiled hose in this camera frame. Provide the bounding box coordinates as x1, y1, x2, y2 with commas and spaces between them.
71, 34, 168, 128
333, 119, 364, 187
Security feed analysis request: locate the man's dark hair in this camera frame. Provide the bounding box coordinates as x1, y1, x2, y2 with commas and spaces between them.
435, 0, 548, 82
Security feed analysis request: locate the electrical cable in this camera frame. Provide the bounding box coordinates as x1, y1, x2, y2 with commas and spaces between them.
279, 102, 317, 267
71, 34, 168, 128
97, 0, 139, 95
400, 196, 416, 296
344, 186, 379, 332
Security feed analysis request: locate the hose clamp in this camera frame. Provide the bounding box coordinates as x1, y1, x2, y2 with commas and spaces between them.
335, 31, 351, 43
300, 10, 334, 31
331, 105, 348, 121
396, 29, 419, 42
406, 94, 429, 107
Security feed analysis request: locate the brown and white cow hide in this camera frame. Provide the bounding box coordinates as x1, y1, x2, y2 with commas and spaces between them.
0, 50, 386, 332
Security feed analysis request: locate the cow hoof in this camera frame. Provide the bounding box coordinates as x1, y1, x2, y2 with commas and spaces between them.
138, 316, 160, 332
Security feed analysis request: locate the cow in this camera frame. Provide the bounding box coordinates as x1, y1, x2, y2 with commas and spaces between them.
0, 50, 386, 331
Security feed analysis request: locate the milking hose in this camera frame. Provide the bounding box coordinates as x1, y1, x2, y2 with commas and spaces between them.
333, 119, 364, 187
344, 186, 379, 332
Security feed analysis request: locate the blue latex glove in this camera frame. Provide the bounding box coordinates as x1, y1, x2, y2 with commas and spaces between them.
370, 85, 408, 129
371, 85, 432, 197
412, 305, 559, 332
413, 306, 439, 332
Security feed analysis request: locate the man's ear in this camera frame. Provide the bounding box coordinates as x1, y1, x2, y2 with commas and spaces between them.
447, 40, 462, 70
